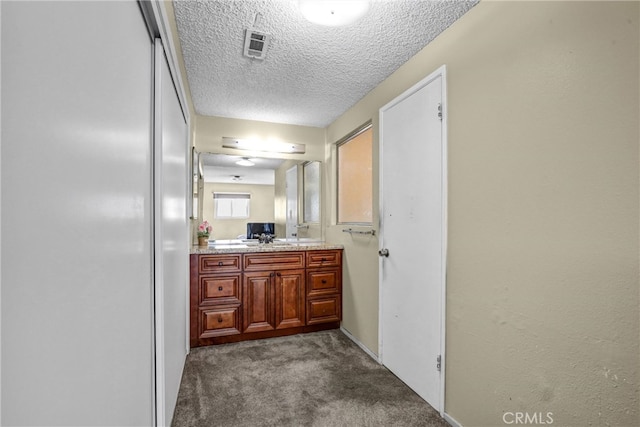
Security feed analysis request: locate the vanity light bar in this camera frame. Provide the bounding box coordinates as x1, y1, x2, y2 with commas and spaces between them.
222, 137, 306, 154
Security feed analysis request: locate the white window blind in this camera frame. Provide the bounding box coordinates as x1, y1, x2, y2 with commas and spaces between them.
213, 192, 250, 219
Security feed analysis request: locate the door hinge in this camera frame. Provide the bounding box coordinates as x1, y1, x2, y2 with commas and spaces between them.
436, 354, 442, 371
437, 103, 443, 121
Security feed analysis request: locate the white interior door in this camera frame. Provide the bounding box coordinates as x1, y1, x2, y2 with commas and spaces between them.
379, 67, 446, 413
285, 165, 299, 238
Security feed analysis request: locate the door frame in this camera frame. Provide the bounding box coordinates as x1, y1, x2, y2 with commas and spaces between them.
378, 64, 448, 415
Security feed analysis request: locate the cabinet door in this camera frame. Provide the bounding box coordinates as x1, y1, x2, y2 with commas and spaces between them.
199, 305, 242, 338
200, 274, 241, 305
200, 254, 242, 274
244, 252, 305, 271
307, 295, 342, 325
275, 269, 306, 329
306, 250, 342, 268
243, 271, 276, 333
307, 268, 341, 298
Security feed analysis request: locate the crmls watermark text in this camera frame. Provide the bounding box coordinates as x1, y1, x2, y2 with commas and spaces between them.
503, 412, 554, 425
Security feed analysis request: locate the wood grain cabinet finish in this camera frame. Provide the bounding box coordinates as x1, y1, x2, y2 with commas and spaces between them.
199, 254, 242, 274
244, 252, 305, 271
191, 254, 242, 346
243, 268, 306, 332
200, 274, 241, 305
243, 271, 276, 333
190, 249, 342, 347
307, 269, 340, 297
306, 250, 341, 268
307, 295, 342, 325
199, 305, 242, 338
306, 251, 342, 325
275, 269, 306, 330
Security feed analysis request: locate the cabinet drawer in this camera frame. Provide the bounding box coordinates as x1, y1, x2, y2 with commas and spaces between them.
243, 252, 305, 271
199, 254, 242, 274
306, 250, 342, 268
200, 274, 241, 305
307, 295, 341, 325
307, 269, 341, 297
199, 305, 241, 338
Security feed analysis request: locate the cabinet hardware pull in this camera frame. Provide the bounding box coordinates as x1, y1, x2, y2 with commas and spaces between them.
218, 286, 223, 291
321, 280, 327, 284
276, 272, 281, 277
217, 317, 223, 323
218, 261, 223, 266
270, 272, 275, 278
321, 258, 326, 262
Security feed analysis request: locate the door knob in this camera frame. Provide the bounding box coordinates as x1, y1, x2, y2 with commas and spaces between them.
378, 248, 389, 257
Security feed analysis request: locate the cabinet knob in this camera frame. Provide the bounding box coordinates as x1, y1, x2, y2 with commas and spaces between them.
218, 261, 223, 266
217, 317, 223, 323
321, 279, 327, 284
321, 257, 326, 262
276, 272, 281, 277
218, 286, 223, 291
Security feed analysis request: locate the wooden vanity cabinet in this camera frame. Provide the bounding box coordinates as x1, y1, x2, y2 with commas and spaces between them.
190, 248, 342, 347
243, 252, 305, 332
243, 268, 306, 333
190, 254, 243, 346
306, 251, 342, 325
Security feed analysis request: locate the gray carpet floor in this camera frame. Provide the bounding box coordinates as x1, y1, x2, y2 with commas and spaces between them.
171, 329, 449, 427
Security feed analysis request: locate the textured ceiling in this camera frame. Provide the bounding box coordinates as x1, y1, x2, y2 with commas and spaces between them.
174, 0, 479, 128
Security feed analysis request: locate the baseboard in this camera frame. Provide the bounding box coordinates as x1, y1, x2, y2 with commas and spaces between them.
443, 412, 462, 427
339, 326, 381, 363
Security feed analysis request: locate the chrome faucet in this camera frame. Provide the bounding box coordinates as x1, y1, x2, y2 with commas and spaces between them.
258, 233, 273, 244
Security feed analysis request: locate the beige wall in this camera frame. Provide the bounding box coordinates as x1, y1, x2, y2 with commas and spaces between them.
202, 182, 275, 240
325, 1, 639, 426
194, 115, 325, 161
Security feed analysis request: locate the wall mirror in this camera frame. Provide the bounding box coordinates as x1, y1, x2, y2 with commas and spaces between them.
196, 152, 322, 241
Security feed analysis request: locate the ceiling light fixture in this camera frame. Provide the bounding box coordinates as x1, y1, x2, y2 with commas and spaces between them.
235, 157, 255, 167
298, 0, 370, 27
222, 137, 306, 154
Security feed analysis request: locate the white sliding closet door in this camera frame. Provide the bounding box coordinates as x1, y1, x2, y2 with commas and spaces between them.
153, 41, 189, 426
1, 1, 154, 425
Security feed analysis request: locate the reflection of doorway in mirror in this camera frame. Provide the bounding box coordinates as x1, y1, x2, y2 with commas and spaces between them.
285, 166, 298, 239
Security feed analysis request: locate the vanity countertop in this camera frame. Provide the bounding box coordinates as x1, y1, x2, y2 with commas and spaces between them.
190, 242, 343, 255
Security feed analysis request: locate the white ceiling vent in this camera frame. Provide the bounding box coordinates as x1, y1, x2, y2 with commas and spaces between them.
243, 29, 270, 60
